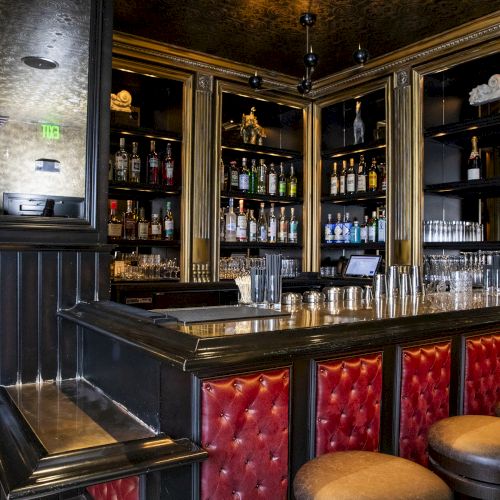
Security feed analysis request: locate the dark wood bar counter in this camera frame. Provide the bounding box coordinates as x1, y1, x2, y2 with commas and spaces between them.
59, 294, 500, 499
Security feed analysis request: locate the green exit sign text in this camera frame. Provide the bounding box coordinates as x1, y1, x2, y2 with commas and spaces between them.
41, 124, 61, 140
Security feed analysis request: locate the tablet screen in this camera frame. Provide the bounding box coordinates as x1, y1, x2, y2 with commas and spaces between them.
344, 255, 381, 277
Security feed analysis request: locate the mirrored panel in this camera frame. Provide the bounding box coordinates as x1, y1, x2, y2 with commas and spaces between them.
0, 0, 91, 219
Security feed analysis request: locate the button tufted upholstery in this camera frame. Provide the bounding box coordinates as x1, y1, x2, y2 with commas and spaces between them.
293, 450, 452, 500
200, 368, 290, 499
315, 353, 382, 456
464, 334, 500, 415
87, 477, 140, 500
428, 415, 500, 498
399, 341, 451, 466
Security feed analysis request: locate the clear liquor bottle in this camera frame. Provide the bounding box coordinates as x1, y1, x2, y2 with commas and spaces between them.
238, 158, 250, 192
339, 160, 347, 195
147, 140, 160, 185
219, 207, 226, 241
360, 215, 369, 243
107, 200, 122, 240
129, 141, 141, 183
343, 212, 352, 242
278, 206, 288, 243
268, 163, 277, 196
333, 212, 343, 243
150, 213, 162, 240
377, 209, 386, 242
278, 162, 287, 197
248, 209, 257, 242
163, 142, 175, 187
268, 202, 277, 243
114, 137, 128, 182
225, 198, 237, 242
236, 199, 247, 242
330, 162, 339, 196
257, 202, 268, 242
287, 164, 297, 197
324, 213, 334, 244
257, 159, 267, 194
230, 161, 239, 192
123, 199, 137, 240
137, 207, 150, 240
357, 155, 367, 193
368, 210, 378, 242
163, 201, 175, 241
346, 158, 356, 194
289, 207, 298, 243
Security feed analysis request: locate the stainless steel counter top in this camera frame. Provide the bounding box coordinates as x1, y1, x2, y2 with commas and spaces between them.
169, 291, 500, 338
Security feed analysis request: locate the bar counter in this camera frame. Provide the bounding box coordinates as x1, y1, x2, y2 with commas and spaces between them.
59, 293, 500, 499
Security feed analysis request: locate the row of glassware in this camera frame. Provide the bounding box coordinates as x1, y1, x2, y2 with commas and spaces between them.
111, 252, 180, 281
219, 255, 300, 280
423, 220, 483, 243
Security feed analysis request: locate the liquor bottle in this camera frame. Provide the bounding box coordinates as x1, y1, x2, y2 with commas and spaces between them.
257, 159, 267, 194
339, 160, 347, 195
257, 202, 268, 242
219, 207, 226, 241
129, 141, 141, 183
268, 202, 277, 243
278, 206, 288, 243
330, 162, 339, 196
325, 213, 334, 244
123, 199, 137, 240
239, 158, 250, 192
107, 200, 122, 240
268, 162, 277, 196
163, 142, 175, 187
289, 207, 298, 243
379, 162, 387, 191
150, 213, 162, 240
368, 158, 379, 192
163, 201, 175, 240
248, 209, 257, 242
114, 137, 128, 182
225, 198, 237, 242
249, 159, 258, 194
357, 155, 367, 193
147, 140, 160, 185
368, 210, 378, 242
377, 209, 386, 242
220, 158, 227, 193
360, 215, 369, 243
333, 212, 343, 243
287, 164, 298, 197
236, 199, 247, 242
343, 212, 352, 242
278, 162, 287, 197
230, 161, 239, 192
467, 136, 482, 180
137, 207, 149, 240
346, 158, 356, 194
350, 218, 361, 243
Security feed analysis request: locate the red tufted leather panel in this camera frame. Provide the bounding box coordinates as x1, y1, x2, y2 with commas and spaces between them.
315, 353, 383, 456
200, 368, 289, 500
399, 341, 451, 466
464, 334, 500, 415
87, 477, 140, 500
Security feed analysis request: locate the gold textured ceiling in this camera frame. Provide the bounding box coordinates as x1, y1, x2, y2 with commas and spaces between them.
114, 0, 500, 79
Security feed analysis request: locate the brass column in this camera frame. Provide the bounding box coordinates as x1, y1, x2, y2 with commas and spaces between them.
191, 73, 214, 279
390, 68, 421, 266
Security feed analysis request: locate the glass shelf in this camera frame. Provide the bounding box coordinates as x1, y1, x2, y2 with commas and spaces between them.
109, 182, 181, 198
221, 192, 301, 204
321, 242, 385, 250
220, 242, 302, 250
109, 239, 181, 247
424, 177, 500, 198
322, 139, 386, 159
111, 126, 182, 143
321, 191, 386, 205
221, 143, 302, 159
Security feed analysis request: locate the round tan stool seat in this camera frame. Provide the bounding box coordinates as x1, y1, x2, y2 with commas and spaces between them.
293, 450, 452, 500
428, 415, 500, 499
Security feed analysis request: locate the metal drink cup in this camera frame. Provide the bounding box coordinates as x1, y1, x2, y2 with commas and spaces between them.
373, 273, 386, 298
386, 266, 399, 298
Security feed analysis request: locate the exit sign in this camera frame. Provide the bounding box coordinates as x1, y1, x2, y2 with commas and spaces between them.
41, 124, 60, 140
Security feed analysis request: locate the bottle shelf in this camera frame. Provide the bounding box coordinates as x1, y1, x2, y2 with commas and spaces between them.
321, 242, 385, 250
111, 126, 182, 143
321, 191, 386, 205
424, 114, 500, 146
109, 182, 181, 198
423, 241, 500, 251
221, 192, 302, 204
322, 139, 386, 159
109, 239, 181, 247
424, 177, 500, 198
221, 241, 302, 250
221, 143, 302, 159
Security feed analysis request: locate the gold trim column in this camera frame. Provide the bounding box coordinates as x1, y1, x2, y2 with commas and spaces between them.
192, 73, 214, 278
390, 68, 420, 266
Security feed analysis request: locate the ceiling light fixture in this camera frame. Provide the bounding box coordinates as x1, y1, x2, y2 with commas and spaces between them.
21, 56, 59, 70
297, 12, 318, 95
353, 44, 370, 65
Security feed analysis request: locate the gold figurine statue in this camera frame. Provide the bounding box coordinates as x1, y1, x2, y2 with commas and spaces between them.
240, 107, 266, 145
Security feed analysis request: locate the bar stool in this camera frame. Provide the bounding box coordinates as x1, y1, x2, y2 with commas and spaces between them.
293, 450, 452, 499
428, 415, 500, 499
